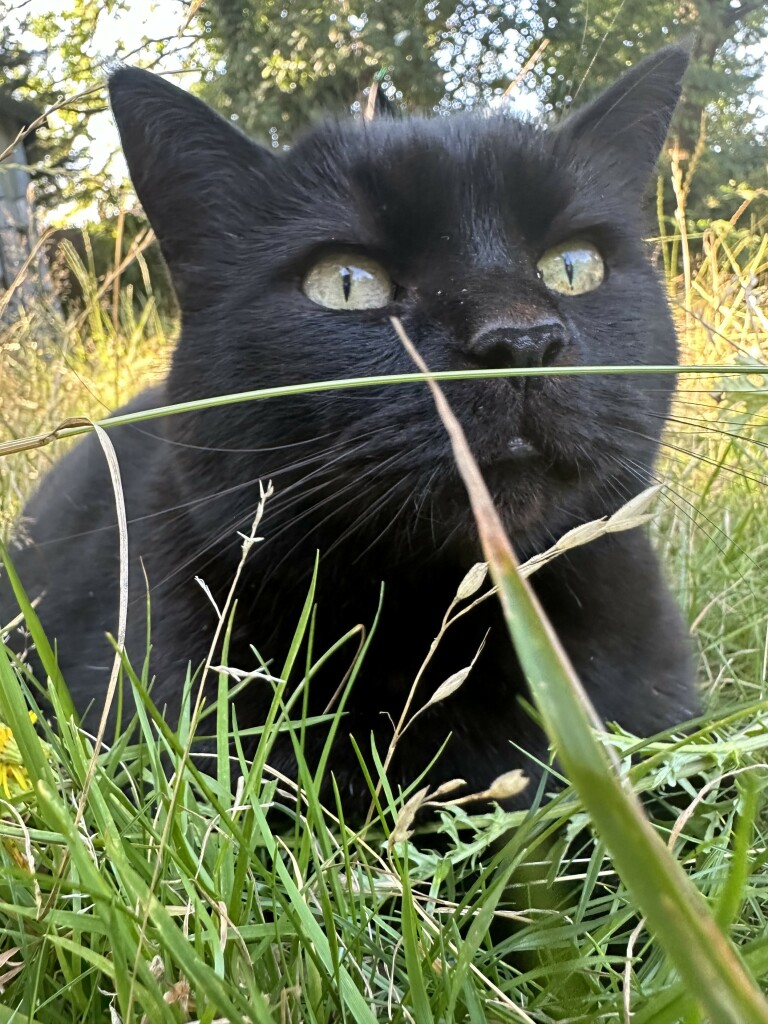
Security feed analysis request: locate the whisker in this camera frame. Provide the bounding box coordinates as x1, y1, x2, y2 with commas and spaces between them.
264, 443, 425, 575
656, 437, 766, 487
143, 436, 382, 595
129, 424, 337, 455
27, 433, 368, 549
328, 448, 433, 562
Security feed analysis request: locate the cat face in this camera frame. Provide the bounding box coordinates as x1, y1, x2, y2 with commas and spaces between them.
109, 48, 687, 553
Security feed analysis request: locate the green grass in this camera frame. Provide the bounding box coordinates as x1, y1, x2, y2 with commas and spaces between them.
0, 220, 767, 1022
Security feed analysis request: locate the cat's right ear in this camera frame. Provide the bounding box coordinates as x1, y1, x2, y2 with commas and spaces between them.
109, 68, 274, 305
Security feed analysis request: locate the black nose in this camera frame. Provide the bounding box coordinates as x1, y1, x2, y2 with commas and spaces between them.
467, 320, 567, 369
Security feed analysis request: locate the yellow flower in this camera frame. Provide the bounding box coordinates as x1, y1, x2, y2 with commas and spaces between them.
0, 712, 44, 801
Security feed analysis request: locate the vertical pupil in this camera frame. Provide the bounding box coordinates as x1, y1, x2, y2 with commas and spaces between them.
341, 267, 352, 301
563, 253, 574, 285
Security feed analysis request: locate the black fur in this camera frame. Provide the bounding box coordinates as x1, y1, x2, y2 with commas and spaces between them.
1, 47, 698, 811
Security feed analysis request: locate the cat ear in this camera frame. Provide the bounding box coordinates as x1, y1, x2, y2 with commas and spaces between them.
363, 80, 398, 121
557, 45, 689, 190
108, 68, 274, 304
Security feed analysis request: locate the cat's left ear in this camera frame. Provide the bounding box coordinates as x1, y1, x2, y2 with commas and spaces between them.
363, 80, 398, 121
556, 44, 689, 190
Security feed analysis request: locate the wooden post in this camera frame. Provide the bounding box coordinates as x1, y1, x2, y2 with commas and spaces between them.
0, 96, 58, 320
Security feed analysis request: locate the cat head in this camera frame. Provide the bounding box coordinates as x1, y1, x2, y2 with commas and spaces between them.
109, 48, 688, 555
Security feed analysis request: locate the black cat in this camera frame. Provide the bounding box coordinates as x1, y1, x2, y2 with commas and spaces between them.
1, 46, 699, 811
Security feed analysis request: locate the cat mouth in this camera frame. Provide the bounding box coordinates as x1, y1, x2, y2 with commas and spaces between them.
477, 434, 584, 489
476, 435, 539, 469
505, 437, 537, 461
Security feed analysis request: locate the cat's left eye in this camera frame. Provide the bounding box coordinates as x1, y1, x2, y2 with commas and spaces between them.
303, 253, 394, 310
537, 241, 605, 296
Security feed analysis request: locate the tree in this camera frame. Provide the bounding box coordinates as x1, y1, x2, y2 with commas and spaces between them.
192, 0, 767, 220
9, 1, 768, 224
0, 26, 69, 312
195, 0, 524, 142
511, 0, 768, 218
0, 25, 79, 211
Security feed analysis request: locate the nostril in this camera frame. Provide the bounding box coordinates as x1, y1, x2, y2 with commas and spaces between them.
542, 336, 564, 366
484, 341, 514, 369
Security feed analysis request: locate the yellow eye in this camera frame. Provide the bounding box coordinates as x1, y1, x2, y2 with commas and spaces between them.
537, 241, 605, 296
303, 253, 394, 310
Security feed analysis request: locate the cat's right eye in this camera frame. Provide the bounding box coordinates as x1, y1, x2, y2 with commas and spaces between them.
303, 253, 394, 310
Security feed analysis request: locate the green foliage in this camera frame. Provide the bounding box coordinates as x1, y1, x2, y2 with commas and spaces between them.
516, 0, 768, 219
46, 217, 172, 316
0, 238, 173, 539
195, 0, 512, 139
0, 24, 79, 210
4, 2, 766, 222
1, 1, 203, 211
